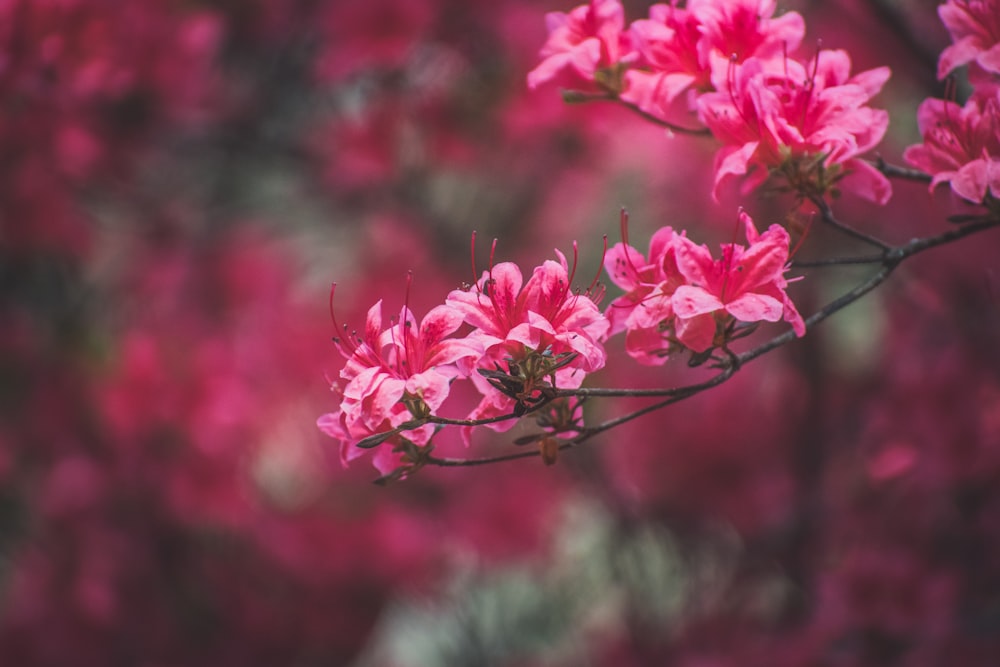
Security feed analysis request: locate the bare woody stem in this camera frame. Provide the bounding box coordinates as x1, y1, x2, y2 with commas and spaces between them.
792, 255, 884, 268
871, 157, 933, 183
561, 90, 712, 137
424, 214, 1000, 469
808, 193, 892, 251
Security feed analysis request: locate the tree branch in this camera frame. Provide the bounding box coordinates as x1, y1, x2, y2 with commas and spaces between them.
561, 90, 712, 137
808, 194, 892, 251
872, 157, 933, 183
416, 215, 1000, 472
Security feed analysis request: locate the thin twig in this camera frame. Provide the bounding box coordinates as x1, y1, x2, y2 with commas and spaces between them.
417, 215, 1000, 470
617, 99, 713, 137
426, 449, 543, 467
552, 372, 728, 398
792, 255, 885, 268
809, 194, 892, 251
572, 366, 735, 443
872, 157, 933, 183
562, 90, 711, 137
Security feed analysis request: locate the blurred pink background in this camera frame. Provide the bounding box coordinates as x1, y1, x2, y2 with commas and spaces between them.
1, 1, 999, 665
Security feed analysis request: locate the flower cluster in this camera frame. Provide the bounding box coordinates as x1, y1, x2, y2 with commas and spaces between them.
319, 245, 612, 479
318, 298, 475, 476
320, 212, 805, 477
605, 210, 804, 365
904, 94, 1000, 204
528, 0, 805, 106
904, 0, 1000, 204
696, 50, 892, 203
936, 0, 1000, 81
527, 0, 891, 203
525, 0, 637, 94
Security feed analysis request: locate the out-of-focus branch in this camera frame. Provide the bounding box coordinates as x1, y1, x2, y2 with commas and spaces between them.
808, 193, 893, 251
561, 90, 712, 137
872, 157, 934, 183
792, 255, 884, 268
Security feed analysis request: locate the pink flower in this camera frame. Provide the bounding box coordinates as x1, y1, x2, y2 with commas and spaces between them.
604, 225, 685, 334
903, 94, 1000, 203
447, 251, 609, 374
621, 4, 706, 116
937, 0, 1000, 79
603, 225, 688, 365
604, 212, 803, 362
621, 0, 805, 121
317, 296, 474, 472
690, 0, 805, 87
445, 249, 609, 438
697, 51, 892, 203
671, 211, 805, 351
527, 0, 637, 93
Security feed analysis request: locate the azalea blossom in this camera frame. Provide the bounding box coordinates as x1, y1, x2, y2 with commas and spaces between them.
603, 225, 688, 365
691, 0, 806, 88
622, 0, 804, 122
903, 93, 1000, 203
671, 211, 805, 352
317, 295, 474, 473
937, 0, 1000, 79
526, 0, 637, 93
621, 3, 706, 117
697, 51, 892, 203
604, 212, 803, 363
604, 224, 685, 335
445, 248, 609, 436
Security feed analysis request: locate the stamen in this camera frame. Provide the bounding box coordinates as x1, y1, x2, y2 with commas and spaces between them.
483, 238, 502, 322
402, 270, 414, 372
788, 213, 814, 259
388, 315, 402, 375
562, 240, 580, 303
726, 54, 751, 127
620, 208, 642, 277
469, 231, 479, 292
586, 235, 608, 297
328, 282, 357, 355
720, 210, 745, 303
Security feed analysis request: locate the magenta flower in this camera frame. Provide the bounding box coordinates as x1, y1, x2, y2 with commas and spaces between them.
317, 297, 474, 472
604, 225, 685, 335
697, 51, 892, 203
446, 249, 609, 438
447, 252, 609, 375
621, 0, 804, 121
903, 94, 1000, 203
690, 0, 805, 87
604, 212, 803, 363
671, 211, 805, 352
937, 0, 1000, 79
621, 4, 706, 117
527, 0, 637, 93
604, 225, 688, 365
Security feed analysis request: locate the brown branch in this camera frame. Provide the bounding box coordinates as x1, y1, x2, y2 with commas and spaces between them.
418, 215, 1000, 472
808, 193, 892, 251
792, 255, 885, 268
561, 90, 712, 137
872, 157, 933, 183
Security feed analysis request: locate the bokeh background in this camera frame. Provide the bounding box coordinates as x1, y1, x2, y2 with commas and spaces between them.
2, 0, 999, 665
